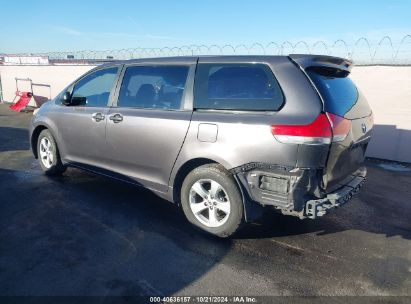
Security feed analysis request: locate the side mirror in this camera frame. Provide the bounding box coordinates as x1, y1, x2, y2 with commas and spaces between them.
61, 91, 72, 105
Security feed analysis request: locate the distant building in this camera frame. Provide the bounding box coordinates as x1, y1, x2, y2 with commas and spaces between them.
0, 54, 117, 65
0, 55, 49, 65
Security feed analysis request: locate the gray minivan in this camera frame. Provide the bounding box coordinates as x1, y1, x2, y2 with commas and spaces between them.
29, 55, 373, 237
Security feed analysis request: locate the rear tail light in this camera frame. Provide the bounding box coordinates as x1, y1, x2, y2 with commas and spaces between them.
327, 113, 351, 142
271, 112, 351, 145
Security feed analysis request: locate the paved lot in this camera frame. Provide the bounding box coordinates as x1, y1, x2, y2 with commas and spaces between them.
0, 103, 410, 297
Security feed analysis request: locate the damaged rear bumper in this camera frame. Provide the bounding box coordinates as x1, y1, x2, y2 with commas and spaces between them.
303, 170, 366, 219
232, 163, 366, 220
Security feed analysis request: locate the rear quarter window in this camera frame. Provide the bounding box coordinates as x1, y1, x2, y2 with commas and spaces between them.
307, 67, 371, 118
194, 64, 284, 111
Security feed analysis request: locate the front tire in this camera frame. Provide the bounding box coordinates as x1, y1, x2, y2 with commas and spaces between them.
37, 129, 66, 176
181, 164, 243, 237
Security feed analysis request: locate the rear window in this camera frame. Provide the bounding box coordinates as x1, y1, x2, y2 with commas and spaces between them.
307, 68, 359, 117
194, 64, 284, 111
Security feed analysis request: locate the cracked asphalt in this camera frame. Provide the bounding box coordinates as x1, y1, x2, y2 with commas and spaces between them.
0, 103, 410, 297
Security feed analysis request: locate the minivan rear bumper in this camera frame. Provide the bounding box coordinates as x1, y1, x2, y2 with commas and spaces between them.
233, 163, 366, 220
304, 167, 366, 219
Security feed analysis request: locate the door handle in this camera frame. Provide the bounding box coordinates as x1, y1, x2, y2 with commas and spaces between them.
92, 112, 105, 122
109, 113, 123, 123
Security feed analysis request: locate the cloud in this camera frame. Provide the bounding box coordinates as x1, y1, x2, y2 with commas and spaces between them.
52, 25, 183, 41
141, 34, 182, 41
98, 32, 181, 41
53, 26, 84, 36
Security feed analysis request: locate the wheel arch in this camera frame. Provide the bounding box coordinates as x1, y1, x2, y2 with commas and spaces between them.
31, 124, 58, 159
171, 157, 265, 223
172, 158, 224, 205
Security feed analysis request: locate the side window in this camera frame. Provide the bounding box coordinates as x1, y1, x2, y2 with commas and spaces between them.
194, 64, 284, 111
71, 67, 118, 107
117, 65, 189, 110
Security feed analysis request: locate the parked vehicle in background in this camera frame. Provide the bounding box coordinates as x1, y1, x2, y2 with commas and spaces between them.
29, 55, 373, 237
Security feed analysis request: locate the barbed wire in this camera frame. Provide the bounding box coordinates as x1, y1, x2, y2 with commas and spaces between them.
6, 35, 411, 65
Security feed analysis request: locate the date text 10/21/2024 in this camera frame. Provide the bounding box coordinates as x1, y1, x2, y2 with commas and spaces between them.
149, 296, 258, 303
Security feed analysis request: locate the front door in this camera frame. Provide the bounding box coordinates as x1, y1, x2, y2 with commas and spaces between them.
56, 66, 121, 168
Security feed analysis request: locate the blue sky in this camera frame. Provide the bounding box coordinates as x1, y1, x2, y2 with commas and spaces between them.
1, 0, 410, 53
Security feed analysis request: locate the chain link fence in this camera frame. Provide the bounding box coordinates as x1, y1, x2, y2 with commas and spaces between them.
3, 35, 411, 65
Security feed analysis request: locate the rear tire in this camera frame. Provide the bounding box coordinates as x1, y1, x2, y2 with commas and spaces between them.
37, 129, 66, 176
181, 164, 243, 237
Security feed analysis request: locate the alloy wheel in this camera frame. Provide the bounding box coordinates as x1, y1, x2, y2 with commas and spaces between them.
189, 179, 231, 228
39, 137, 54, 169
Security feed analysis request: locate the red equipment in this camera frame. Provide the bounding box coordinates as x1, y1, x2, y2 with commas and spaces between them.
8, 77, 51, 112
9, 91, 33, 112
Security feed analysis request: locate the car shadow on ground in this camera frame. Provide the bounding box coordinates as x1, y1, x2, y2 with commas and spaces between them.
0, 165, 232, 296
236, 207, 411, 241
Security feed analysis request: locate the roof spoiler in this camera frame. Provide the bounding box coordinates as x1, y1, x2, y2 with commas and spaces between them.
289, 54, 353, 74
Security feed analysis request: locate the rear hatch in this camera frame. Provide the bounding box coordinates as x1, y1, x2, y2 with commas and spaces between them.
290, 55, 373, 192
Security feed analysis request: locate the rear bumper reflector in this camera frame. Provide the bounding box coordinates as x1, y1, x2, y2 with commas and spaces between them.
273, 135, 331, 145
